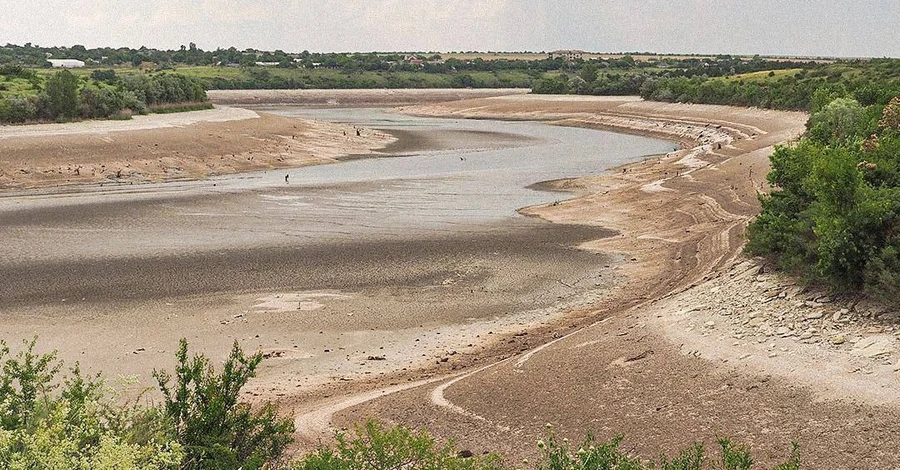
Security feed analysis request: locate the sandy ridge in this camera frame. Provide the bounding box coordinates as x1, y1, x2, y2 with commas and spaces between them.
0, 106, 396, 191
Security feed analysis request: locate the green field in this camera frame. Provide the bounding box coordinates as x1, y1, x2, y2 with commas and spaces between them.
725, 68, 805, 82
0, 75, 40, 99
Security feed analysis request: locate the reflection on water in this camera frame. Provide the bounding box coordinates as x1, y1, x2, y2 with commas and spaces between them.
215, 107, 674, 227
0, 108, 674, 263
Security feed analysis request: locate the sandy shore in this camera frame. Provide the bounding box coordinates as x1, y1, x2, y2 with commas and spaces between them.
277, 96, 900, 469
0, 106, 394, 191
1, 89, 534, 191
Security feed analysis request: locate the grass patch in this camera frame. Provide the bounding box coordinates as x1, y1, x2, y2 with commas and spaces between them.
726, 68, 805, 82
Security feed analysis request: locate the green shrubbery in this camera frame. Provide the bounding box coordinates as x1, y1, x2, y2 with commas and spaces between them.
0, 69, 206, 123
747, 97, 900, 303
639, 60, 900, 111
0, 338, 184, 469
295, 422, 801, 470
295, 420, 502, 470
531, 430, 800, 470
154, 340, 294, 469
0, 338, 293, 469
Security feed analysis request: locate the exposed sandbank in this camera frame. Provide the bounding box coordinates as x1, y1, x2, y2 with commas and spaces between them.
0, 106, 394, 191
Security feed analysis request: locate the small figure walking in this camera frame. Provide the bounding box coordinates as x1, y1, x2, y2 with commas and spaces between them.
285, 173, 290, 183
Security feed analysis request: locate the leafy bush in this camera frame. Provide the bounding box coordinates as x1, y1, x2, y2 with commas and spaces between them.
532, 429, 800, 470
121, 73, 207, 107
45, 69, 80, 120
294, 420, 501, 470
748, 97, 900, 303
0, 337, 294, 469
0, 96, 37, 122
90, 69, 118, 84
0, 338, 184, 469
532, 75, 569, 94
807, 98, 865, 143
153, 339, 294, 470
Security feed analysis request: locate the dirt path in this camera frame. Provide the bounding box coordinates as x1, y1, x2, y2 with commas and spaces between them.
285, 96, 900, 469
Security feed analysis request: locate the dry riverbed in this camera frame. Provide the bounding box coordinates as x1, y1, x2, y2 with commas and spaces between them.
283, 95, 900, 469
6, 91, 900, 468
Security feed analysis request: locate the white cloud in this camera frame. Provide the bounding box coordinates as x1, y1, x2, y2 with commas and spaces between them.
0, 0, 898, 57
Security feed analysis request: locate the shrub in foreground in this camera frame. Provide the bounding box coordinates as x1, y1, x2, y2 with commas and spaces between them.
153, 339, 295, 469
533, 431, 800, 470
0, 337, 805, 469
296, 421, 801, 470
0, 338, 183, 469
0, 338, 294, 469
294, 420, 502, 470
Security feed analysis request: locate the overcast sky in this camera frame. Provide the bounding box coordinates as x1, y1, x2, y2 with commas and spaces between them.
1, 0, 898, 57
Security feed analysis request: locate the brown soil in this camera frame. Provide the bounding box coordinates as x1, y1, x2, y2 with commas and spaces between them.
0, 107, 394, 191
281, 96, 900, 469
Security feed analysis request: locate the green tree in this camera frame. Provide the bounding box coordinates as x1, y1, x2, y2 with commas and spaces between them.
45, 69, 79, 120
579, 63, 599, 85
153, 340, 294, 470
807, 98, 865, 143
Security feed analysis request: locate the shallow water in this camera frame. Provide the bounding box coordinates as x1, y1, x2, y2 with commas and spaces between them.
0, 108, 676, 381
0, 108, 673, 266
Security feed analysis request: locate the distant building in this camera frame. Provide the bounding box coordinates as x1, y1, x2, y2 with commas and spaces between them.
48, 59, 85, 68
254, 61, 280, 67
403, 55, 425, 65
549, 50, 587, 61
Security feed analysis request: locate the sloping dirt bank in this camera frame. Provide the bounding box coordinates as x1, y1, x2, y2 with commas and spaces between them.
288, 97, 900, 469
0, 106, 394, 191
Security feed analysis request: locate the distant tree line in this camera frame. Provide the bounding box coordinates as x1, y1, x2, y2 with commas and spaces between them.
0, 67, 206, 123
532, 56, 830, 105
1, 43, 819, 86
639, 59, 900, 110
198, 68, 535, 90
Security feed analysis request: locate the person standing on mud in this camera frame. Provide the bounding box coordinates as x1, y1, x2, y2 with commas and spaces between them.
285, 174, 290, 183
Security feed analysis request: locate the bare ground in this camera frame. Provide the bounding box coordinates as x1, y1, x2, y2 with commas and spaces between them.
0, 106, 394, 191
282, 96, 900, 469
